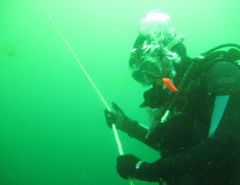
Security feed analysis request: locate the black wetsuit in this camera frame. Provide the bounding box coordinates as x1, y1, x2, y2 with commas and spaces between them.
121, 55, 240, 185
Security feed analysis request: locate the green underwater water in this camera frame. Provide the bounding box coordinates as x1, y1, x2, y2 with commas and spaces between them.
0, 0, 240, 185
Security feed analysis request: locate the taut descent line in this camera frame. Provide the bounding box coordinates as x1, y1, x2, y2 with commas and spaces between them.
37, 3, 135, 185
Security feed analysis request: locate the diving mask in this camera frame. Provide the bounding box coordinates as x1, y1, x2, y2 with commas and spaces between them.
129, 10, 183, 86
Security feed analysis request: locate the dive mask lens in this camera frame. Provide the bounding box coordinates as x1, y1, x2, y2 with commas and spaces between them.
132, 70, 152, 86
140, 59, 162, 77
132, 60, 162, 86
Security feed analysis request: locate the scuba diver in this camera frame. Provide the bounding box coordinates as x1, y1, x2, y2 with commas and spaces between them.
104, 10, 240, 185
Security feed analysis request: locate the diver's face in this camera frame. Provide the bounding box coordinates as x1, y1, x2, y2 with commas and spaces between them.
132, 67, 163, 86
133, 57, 163, 85
142, 72, 164, 88
153, 77, 164, 87
131, 46, 179, 87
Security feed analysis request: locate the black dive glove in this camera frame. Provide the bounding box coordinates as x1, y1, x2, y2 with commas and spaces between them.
117, 154, 165, 182
117, 154, 142, 179
104, 102, 132, 131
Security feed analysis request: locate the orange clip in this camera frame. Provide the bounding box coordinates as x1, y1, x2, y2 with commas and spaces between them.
162, 78, 178, 92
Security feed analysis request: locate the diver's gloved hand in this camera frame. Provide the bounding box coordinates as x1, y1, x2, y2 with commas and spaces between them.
104, 102, 131, 131
117, 154, 142, 179
117, 155, 168, 182
140, 86, 169, 108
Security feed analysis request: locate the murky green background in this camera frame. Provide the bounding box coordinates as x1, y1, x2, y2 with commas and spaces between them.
0, 0, 240, 185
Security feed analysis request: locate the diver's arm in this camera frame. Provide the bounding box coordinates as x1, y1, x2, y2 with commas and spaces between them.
120, 120, 160, 151
105, 102, 160, 151
135, 133, 238, 182
134, 103, 239, 182
133, 60, 240, 181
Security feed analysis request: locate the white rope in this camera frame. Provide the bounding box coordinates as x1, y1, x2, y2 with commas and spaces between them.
37, 1, 134, 184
